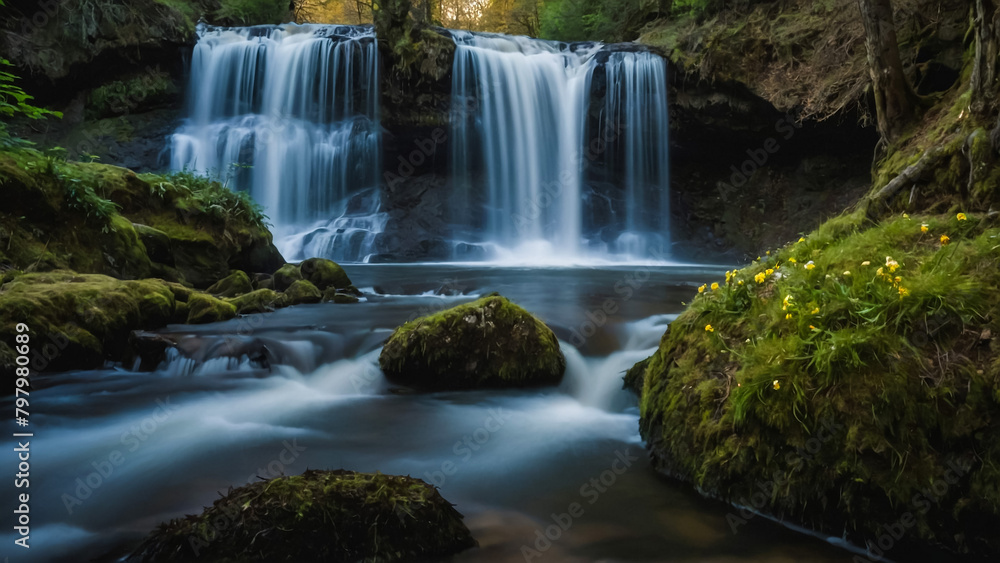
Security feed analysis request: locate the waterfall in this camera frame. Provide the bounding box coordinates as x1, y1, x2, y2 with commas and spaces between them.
170, 23, 383, 262
449, 32, 671, 262
599, 51, 672, 257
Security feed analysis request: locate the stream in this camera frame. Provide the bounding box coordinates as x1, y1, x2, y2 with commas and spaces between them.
3, 264, 854, 562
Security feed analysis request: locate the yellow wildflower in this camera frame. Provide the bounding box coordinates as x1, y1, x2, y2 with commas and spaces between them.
899, 287, 910, 298
843, 270, 851, 276
804, 261, 816, 271
765, 268, 774, 276
738, 280, 744, 286
877, 267, 884, 276
798, 237, 805, 243
698, 284, 706, 293
785, 313, 793, 320
766, 250, 771, 256
957, 212, 967, 221
811, 307, 820, 315
940, 234, 950, 245
885, 257, 899, 272
920, 224, 929, 233
773, 380, 781, 390
711, 282, 720, 291
894, 276, 902, 284
903, 213, 909, 219
788, 257, 797, 264
705, 324, 714, 332
861, 261, 871, 266
754, 272, 766, 284
809, 325, 817, 330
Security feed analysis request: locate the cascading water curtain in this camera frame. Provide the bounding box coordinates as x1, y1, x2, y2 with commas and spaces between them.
451, 32, 592, 259
170, 24, 382, 261
600, 51, 671, 257
450, 32, 671, 262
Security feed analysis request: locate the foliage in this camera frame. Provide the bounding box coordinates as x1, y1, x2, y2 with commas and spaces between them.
86, 68, 176, 118
637, 210, 1000, 555
140, 169, 271, 232
215, 0, 292, 24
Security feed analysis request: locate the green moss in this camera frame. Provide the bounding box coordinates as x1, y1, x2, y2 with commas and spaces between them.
273, 263, 302, 292
379, 294, 566, 390
284, 279, 322, 305
86, 67, 177, 119
206, 270, 252, 298
637, 211, 1000, 556
0, 271, 181, 372
131, 469, 476, 562
0, 148, 284, 287
299, 257, 350, 291
226, 288, 285, 314
185, 293, 237, 324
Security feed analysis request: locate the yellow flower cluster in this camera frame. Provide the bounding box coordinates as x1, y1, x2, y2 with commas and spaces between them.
873, 256, 909, 299
782, 294, 794, 310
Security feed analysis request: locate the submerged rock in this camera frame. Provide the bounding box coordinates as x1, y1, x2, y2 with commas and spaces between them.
379, 294, 565, 390
130, 469, 476, 563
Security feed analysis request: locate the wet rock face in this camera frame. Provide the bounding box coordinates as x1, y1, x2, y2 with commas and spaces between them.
379, 294, 566, 390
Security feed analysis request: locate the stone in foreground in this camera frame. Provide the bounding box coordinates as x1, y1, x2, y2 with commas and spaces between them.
379, 293, 565, 390
130, 469, 476, 562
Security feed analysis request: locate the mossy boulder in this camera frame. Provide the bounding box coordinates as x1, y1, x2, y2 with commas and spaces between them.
130, 469, 476, 562
636, 212, 1000, 559
0, 271, 186, 373
273, 263, 303, 292
206, 270, 252, 298
299, 257, 350, 291
226, 288, 286, 315
185, 293, 237, 325
284, 280, 322, 305
379, 294, 566, 390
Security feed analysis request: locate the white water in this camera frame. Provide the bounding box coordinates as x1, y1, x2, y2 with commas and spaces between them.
170, 23, 382, 262
450, 32, 671, 262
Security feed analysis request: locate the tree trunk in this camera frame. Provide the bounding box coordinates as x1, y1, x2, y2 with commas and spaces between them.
857, 0, 918, 143
425, 0, 438, 24
972, 0, 1000, 116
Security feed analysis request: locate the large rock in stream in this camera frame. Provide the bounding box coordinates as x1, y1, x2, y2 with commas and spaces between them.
379, 293, 566, 390
130, 469, 476, 562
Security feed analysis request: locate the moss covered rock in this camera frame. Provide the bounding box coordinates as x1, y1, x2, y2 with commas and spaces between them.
206, 270, 252, 298
226, 288, 286, 315
0, 150, 284, 288
273, 263, 302, 292
636, 212, 1000, 559
185, 293, 237, 325
0, 271, 185, 373
299, 257, 350, 291
284, 280, 322, 305
379, 294, 565, 390
130, 469, 475, 562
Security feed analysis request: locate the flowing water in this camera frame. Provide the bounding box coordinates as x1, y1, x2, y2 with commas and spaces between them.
2, 265, 853, 562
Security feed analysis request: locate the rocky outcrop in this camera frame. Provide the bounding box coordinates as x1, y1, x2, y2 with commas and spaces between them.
379, 293, 566, 390
0, 149, 284, 287
130, 469, 477, 562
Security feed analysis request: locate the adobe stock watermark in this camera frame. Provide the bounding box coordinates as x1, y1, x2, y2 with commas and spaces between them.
61, 396, 179, 514
567, 244, 668, 348
187, 439, 307, 557
424, 407, 513, 488
520, 448, 639, 561
727, 415, 845, 533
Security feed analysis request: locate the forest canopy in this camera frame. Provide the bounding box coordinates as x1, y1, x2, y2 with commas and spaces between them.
296, 0, 714, 42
